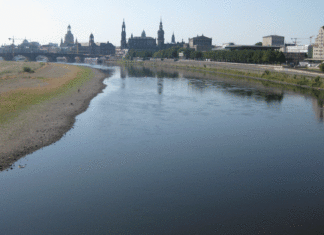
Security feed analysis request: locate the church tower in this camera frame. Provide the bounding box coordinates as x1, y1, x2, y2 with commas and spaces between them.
121, 19, 127, 49
89, 33, 95, 54
157, 19, 165, 48
64, 25, 74, 45
171, 32, 175, 44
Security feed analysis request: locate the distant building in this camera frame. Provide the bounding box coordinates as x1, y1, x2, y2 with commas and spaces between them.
189, 35, 212, 51
58, 25, 115, 56
157, 20, 165, 48
121, 19, 127, 49
60, 25, 75, 47
262, 35, 285, 47
313, 26, 324, 60
128, 30, 157, 50
72, 33, 115, 55
121, 20, 185, 51
281, 44, 313, 58
171, 33, 175, 44
17, 39, 40, 53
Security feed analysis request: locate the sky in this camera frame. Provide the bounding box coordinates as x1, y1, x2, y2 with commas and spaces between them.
0, 0, 324, 47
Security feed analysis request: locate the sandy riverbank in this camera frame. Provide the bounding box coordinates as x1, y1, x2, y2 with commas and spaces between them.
0, 62, 110, 171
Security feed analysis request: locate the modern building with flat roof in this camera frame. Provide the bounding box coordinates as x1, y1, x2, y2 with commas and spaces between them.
263, 35, 285, 47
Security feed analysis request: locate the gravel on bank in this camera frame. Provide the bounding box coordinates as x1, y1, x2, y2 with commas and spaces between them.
0, 65, 110, 171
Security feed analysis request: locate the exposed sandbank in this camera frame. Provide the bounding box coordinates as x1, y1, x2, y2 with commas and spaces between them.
0, 62, 110, 171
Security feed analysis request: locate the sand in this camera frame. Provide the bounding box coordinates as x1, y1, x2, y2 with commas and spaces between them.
0, 62, 110, 171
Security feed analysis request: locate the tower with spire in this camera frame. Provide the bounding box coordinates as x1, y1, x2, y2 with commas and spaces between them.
157, 19, 165, 48
121, 19, 127, 49
171, 32, 175, 44
64, 25, 74, 46
89, 33, 95, 54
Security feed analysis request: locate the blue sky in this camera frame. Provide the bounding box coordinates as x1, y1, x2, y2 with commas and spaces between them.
0, 0, 323, 47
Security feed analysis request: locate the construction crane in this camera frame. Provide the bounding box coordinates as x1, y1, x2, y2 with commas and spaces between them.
291, 37, 315, 46
8, 37, 30, 57
309, 35, 315, 45
291, 37, 308, 45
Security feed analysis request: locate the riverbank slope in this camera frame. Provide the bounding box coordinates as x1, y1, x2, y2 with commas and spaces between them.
119, 59, 324, 90
0, 62, 110, 171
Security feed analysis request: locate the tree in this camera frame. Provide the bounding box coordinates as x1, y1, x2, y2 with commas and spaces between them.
319, 63, 324, 72
255, 42, 262, 46
276, 51, 286, 64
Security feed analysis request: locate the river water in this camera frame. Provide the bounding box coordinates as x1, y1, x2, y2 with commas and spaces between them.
1, 65, 324, 234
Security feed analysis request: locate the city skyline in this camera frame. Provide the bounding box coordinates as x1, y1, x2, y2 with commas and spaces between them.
1, 0, 324, 47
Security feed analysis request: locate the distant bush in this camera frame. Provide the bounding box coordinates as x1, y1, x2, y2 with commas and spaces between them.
319, 63, 324, 72
262, 70, 271, 77
312, 76, 322, 87
23, 67, 34, 73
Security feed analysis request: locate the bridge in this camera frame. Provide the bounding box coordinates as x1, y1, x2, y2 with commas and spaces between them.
0, 52, 105, 63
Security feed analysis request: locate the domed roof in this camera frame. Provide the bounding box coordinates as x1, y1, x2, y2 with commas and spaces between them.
141, 30, 146, 38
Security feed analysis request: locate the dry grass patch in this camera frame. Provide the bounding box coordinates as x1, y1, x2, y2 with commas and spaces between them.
0, 62, 94, 124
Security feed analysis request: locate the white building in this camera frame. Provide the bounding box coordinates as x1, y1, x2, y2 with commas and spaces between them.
313, 26, 324, 60
281, 45, 312, 53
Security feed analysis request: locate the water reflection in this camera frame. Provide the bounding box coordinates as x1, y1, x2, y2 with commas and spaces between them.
125, 65, 284, 104
120, 66, 127, 79
312, 98, 324, 122
157, 78, 163, 95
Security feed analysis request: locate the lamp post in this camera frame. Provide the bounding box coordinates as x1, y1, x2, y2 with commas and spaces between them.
8, 37, 15, 59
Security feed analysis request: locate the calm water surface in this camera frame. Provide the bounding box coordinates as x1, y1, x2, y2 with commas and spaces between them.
1, 65, 324, 234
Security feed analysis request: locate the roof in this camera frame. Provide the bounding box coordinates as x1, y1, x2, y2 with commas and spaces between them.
222, 45, 282, 50
263, 35, 284, 38
129, 36, 155, 40
191, 35, 212, 40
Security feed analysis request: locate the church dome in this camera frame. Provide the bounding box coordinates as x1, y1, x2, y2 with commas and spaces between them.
141, 30, 146, 38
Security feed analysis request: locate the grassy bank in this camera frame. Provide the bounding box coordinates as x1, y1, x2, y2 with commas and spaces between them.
119, 60, 324, 107
0, 63, 94, 125
119, 60, 324, 90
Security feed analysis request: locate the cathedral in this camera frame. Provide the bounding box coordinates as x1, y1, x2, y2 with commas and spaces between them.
60, 25, 115, 55
60, 25, 74, 47
121, 19, 184, 51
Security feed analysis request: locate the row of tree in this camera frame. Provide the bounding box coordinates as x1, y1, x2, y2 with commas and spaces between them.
125, 47, 286, 64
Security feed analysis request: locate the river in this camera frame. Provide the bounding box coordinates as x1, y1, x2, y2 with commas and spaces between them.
1, 64, 324, 234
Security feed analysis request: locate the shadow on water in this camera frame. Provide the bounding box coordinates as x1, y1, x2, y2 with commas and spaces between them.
122, 65, 324, 121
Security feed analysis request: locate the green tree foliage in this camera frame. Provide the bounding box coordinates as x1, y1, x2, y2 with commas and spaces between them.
255, 42, 262, 46
126, 48, 286, 65
319, 63, 324, 72
202, 49, 285, 64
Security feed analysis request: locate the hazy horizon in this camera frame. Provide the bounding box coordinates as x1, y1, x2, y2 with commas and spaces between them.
1, 0, 323, 47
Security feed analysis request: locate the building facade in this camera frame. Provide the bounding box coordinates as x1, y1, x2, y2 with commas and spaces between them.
189, 35, 212, 51
313, 26, 324, 60
121, 20, 184, 51
262, 35, 285, 47
60, 25, 75, 47
128, 30, 157, 50
72, 33, 115, 55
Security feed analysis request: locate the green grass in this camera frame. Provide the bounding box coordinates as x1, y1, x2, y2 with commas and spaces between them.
0, 66, 94, 124
127, 60, 324, 90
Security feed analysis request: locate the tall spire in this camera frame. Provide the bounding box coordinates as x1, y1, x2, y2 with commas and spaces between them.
157, 18, 165, 47
121, 19, 127, 49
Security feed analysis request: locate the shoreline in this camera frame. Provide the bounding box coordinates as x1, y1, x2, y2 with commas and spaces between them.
0, 65, 111, 171
119, 59, 324, 90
